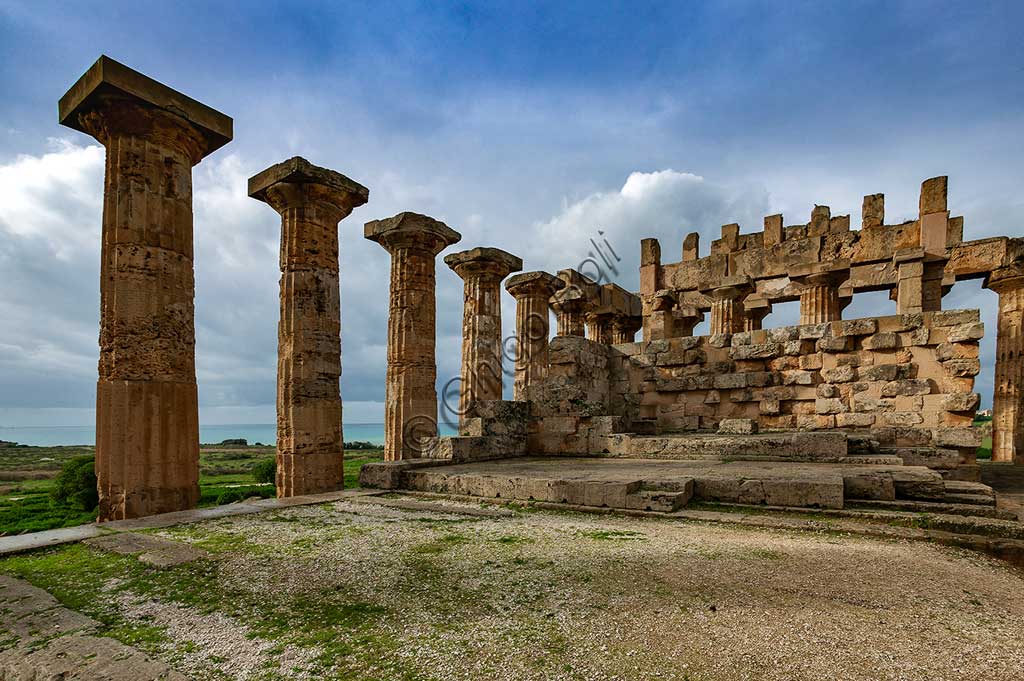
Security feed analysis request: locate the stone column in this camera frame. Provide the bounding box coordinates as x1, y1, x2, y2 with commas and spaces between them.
743, 301, 772, 332
445, 248, 523, 424
585, 312, 615, 343
703, 279, 752, 335
610, 315, 642, 344
249, 158, 368, 496
987, 265, 1024, 463
505, 272, 564, 401
792, 271, 846, 325
365, 213, 461, 461
551, 286, 588, 337
59, 56, 232, 521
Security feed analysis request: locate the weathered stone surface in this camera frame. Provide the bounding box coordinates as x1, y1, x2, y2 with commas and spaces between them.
84, 532, 209, 566
942, 358, 981, 377
862, 332, 898, 350
833, 319, 877, 337
880, 379, 932, 397
60, 58, 235, 521
822, 365, 857, 383
730, 343, 781, 360
815, 398, 848, 415
947, 322, 984, 343
719, 418, 758, 434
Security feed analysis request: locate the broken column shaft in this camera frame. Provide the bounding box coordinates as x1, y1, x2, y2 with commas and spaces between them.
249, 157, 368, 496
445, 248, 523, 424
505, 272, 564, 401
366, 213, 461, 460
59, 56, 232, 521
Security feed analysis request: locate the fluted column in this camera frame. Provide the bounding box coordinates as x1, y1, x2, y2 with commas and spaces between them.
585, 312, 615, 344
791, 268, 848, 325
988, 265, 1024, 463
610, 314, 642, 344
551, 286, 588, 337
445, 248, 523, 425
505, 272, 564, 400
366, 213, 461, 460
59, 57, 232, 521
705, 281, 752, 335
249, 158, 368, 496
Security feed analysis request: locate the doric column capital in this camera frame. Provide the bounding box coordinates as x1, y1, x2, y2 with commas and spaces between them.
505, 271, 564, 299
445, 247, 523, 282
550, 285, 589, 313
986, 263, 1024, 294
700, 275, 753, 302
59, 55, 232, 164
249, 157, 369, 220
365, 212, 462, 256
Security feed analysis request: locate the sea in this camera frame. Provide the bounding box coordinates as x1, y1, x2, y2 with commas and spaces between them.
0, 423, 458, 447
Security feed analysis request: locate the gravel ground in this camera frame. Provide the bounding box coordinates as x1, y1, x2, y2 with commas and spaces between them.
42, 497, 1024, 679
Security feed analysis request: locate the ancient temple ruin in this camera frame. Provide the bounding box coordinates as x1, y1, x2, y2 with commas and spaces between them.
58, 56, 1022, 523
363, 175, 1024, 519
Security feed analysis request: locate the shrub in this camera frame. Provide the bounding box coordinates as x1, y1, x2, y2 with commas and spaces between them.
252, 458, 277, 484
50, 455, 98, 512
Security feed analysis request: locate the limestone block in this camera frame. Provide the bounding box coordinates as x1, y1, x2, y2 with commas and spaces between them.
891, 469, 945, 501
713, 373, 748, 389
781, 340, 809, 356
942, 392, 980, 412
718, 418, 758, 434
933, 428, 981, 448
880, 379, 932, 397
853, 396, 896, 412
843, 473, 896, 501
767, 326, 801, 343
799, 353, 824, 370
931, 310, 979, 327
760, 398, 781, 415
730, 342, 782, 360
935, 342, 979, 360
857, 364, 906, 382
836, 353, 868, 367
646, 340, 670, 354
942, 358, 981, 377
833, 319, 877, 337
880, 412, 924, 427
669, 336, 703, 351
797, 414, 836, 430
836, 413, 875, 427
799, 323, 831, 339
705, 390, 721, 404
822, 365, 857, 383
769, 356, 800, 371
891, 314, 924, 331
781, 370, 814, 386
862, 332, 899, 350
817, 383, 840, 398
815, 398, 848, 415
908, 327, 931, 346
892, 447, 960, 469
947, 323, 984, 343
817, 336, 850, 353
746, 372, 776, 387
731, 332, 753, 347
708, 334, 732, 348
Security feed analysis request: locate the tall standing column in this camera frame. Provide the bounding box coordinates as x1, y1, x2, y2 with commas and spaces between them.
445, 248, 523, 424
59, 56, 232, 521
249, 157, 368, 496
505, 272, 564, 401
987, 265, 1024, 464
365, 213, 461, 461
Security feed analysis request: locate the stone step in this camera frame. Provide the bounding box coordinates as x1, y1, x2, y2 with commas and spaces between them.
625, 490, 691, 513
604, 431, 849, 463
942, 493, 997, 507
847, 499, 1017, 520
838, 455, 904, 466
944, 480, 995, 498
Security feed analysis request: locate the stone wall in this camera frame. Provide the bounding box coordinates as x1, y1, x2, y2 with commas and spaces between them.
525, 311, 983, 473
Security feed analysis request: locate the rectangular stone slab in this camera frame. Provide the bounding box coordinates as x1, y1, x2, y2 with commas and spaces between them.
59, 54, 232, 153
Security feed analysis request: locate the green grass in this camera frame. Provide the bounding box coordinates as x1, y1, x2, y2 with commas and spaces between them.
0, 446, 383, 536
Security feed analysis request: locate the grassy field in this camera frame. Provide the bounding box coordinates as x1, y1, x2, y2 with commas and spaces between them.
0, 444, 382, 536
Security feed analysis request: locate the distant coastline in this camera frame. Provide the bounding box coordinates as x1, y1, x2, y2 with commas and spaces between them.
0, 423, 456, 448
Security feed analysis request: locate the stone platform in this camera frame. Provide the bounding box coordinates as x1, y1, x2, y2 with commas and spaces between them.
360, 456, 1003, 515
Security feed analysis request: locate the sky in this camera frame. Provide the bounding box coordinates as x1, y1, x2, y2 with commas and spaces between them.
0, 1, 1022, 428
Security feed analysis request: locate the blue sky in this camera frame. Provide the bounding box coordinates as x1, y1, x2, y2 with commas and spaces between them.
1, 1, 1022, 427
